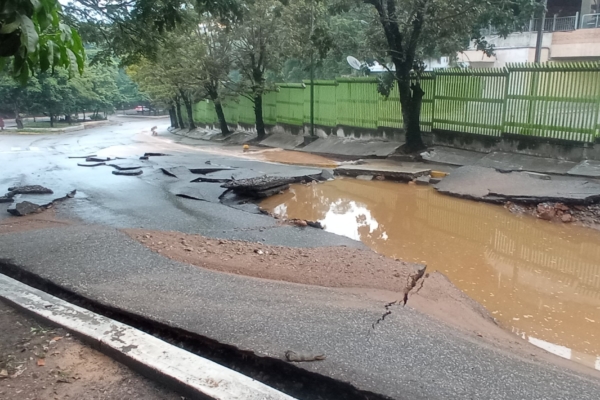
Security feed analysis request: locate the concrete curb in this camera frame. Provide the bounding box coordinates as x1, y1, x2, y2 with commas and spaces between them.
4, 125, 84, 134
0, 273, 296, 400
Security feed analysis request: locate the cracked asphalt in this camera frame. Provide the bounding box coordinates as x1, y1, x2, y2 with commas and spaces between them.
1, 117, 600, 399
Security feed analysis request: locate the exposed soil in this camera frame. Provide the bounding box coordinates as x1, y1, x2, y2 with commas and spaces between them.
124, 228, 423, 292
124, 228, 600, 379
0, 209, 72, 234
0, 301, 180, 400
123, 231, 520, 347
505, 201, 600, 229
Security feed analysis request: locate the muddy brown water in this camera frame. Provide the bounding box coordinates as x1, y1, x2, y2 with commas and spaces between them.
261, 178, 600, 370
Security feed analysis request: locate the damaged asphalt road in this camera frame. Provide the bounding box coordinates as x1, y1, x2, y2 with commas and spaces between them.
2, 226, 600, 400
1, 118, 600, 399
435, 165, 600, 204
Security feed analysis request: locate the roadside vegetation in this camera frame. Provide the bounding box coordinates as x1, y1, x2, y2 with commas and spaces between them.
2, 0, 539, 145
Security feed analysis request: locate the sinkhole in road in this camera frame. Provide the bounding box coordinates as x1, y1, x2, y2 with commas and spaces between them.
261, 178, 600, 371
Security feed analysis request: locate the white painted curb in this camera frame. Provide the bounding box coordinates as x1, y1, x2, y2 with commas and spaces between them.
0, 274, 296, 400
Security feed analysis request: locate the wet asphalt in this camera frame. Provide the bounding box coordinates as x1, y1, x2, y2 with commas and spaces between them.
1, 117, 600, 399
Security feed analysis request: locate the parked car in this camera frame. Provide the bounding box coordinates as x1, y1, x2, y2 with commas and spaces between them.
135, 106, 150, 113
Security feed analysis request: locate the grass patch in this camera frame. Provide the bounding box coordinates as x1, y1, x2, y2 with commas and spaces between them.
22, 121, 75, 129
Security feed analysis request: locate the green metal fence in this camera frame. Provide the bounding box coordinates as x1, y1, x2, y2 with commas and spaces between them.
433, 69, 507, 136
277, 84, 304, 126
504, 63, 600, 142
188, 62, 600, 143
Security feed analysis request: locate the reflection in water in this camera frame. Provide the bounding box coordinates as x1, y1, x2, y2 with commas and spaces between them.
261, 178, 600, 370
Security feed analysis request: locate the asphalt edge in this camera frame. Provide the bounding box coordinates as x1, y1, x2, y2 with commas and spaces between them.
0, 260, 393, 400
0, 273, 296, 400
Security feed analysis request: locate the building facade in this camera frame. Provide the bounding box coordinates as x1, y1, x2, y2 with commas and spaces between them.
460, 0, 600, 68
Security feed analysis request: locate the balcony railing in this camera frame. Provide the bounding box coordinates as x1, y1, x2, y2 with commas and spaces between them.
581, 14, 600, 29
481, 13, 600, 36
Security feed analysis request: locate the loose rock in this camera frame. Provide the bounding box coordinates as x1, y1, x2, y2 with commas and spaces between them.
536, 203, 556, 221
561, 214, 573, 223
7, 201, 42, 216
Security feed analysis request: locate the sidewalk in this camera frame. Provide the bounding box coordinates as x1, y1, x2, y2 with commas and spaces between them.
422, 146, 600, 178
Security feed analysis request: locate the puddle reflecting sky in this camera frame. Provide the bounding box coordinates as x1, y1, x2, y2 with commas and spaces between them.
261, 178, 600, 370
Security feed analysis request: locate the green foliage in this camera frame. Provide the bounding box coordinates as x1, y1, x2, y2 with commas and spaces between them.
0, 58, 140, 120
0, 0, 85, 83
64, 0, 242, 65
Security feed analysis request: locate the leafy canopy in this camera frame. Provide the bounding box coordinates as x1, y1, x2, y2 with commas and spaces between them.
0, 0, 85, 83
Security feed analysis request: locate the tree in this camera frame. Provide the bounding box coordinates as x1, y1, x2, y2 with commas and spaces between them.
186, 20, 235, 135
0, 58, 135, 126
0, 0, 85, 82
64, 0, 242, 65
0, 71, 41, 127
230, 0, 296, 140
127, 58, 184, 129
357, 0, 534, 151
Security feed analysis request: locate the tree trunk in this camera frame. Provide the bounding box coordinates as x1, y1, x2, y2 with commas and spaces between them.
254, 94, 266, 140
396, 77, 425, 152
169, 106, 179, 129
181, 94, 196, 131
50, 115, 54, 128
15, 107, 23, 129
213, 100, 230, 135
175, 98, 185, 129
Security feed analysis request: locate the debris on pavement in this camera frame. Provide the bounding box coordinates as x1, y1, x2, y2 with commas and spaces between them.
8, 185, 53, 195
112, 169, 143, 176
77, 162, 106, 167
143, 152, 170, 157
189, 167, 234, 174
6, 190, 76, 216
222, 176, 300, 198
86, 157, 112, 162
68, 154, 97, 159
284, 351, 326, 362
7, 201, 42, 216
107, 163, 144, 171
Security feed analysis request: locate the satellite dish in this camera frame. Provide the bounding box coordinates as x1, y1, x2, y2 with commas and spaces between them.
347, 56, 362, 70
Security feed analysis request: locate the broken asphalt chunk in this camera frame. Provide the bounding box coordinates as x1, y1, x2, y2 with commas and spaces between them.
8, 185, 53, 195
222, 176, 296, 199
143, 153, 170, 157
7, 201, 42, 216
160, 168, 178, 178
107, 163, 144, 171
68, 154, 97, 159
0, 196, 14, 203
86, 157, 111, 162
78, 162, 106, 167
188, 167, 234, 174
190, 177, 231, 183
112, 169, 143, 176
320, 169, 334, 181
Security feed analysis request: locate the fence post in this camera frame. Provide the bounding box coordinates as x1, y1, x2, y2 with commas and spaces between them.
431, 71, 437, 134
500, 67, 510, 135
529, 18, 534, 32
575, 11, 580, 29
552, 14, 557, 32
